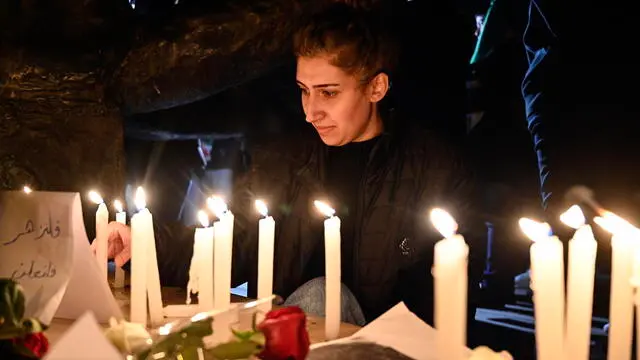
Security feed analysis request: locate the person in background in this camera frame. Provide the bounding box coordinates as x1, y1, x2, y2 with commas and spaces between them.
100, 3, 483, 332
521, 0, 640, 224
521, 0, 640, 322
466, 0, 538, 304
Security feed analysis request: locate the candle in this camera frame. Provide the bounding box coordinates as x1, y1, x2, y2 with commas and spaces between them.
560, 205, 596, 360
429, 208, 468, 360
89, 190, 109, 283
130, 187, 164, 326
314, 200, 341, 341
193, 210, 214, 310
632, 248, 640, 360
208, 196, 235, 311
519, 218, 565, 360
594, 212, 638, 360
23, 186, 33, 194
113, 200, 126, 289
256, 199, 275, 313
129, 188, 148, 325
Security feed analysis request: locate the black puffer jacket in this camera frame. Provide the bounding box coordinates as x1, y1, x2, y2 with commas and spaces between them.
154, 116, 483, 324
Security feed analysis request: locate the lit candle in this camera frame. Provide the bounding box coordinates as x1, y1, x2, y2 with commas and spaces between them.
256, 199, 275, 313
208, 196, 235, 311
594, 212, 638, 360
23, 185, 33, 194
130, 187, 164, 326
89, 190, 109, 283
113, 199, 126, 289
519, 218, 565, 360
560, 205, 596, 360
192, 210, 214, 310
314, 200, 341, 341
429, 208, 467, 360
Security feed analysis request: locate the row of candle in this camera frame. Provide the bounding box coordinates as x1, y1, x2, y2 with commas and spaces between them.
432, 203, 640, 360
86, 183, 639, 358
89, 188, 164, 327
521, 207, 640, 360
87, 188, 342, 338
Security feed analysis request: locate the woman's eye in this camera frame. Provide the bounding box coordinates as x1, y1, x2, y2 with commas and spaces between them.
321, 90, 337, 98
299, 88, 309, 96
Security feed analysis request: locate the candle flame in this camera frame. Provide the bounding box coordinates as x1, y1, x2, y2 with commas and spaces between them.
197, 210, 210, 228
255, 199, 269, 217
134, 187, 146, 211
594, 211, 637, 235
519, 218, 552, 243
23, 186, 32, 194
88, 190, 104, 204
207, 196, 228, 219
314, 200, 335, 218
113, 199, 124, 213
559, 205, 585, 229
429, 208, 458, 238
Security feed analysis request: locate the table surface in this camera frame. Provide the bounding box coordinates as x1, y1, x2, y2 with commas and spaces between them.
46, 283, 361, 347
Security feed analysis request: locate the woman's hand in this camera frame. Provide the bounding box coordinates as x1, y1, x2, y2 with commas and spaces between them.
91, 221, 132, 267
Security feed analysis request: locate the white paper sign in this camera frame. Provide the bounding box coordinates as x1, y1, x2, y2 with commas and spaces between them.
44, 312, 122, 360
312, 302, 471, 360
0, 191, 122, 324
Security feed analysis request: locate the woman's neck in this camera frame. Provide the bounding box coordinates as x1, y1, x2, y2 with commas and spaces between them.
352, 107, 383, 143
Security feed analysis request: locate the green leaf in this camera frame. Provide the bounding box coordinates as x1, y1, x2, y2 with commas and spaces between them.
0, 279, 25, 329
248, 332, 265, 346
134, 318, 214, 360
230, 328, 256, 341
207, 340, 262, 360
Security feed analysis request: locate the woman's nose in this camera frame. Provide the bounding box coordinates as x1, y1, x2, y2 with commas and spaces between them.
303, 96, 321, 123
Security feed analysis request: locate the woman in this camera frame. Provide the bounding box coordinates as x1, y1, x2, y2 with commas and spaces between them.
103, 3, 482, 328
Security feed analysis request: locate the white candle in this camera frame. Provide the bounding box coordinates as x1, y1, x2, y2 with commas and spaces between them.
314, 200, 341, 341
430, 208, 467, 360
594, 212, 637, 360
256, 200, 275, 313
89, 191, 109, 283
632, 248, 640, 360
193, 210, 214, 310
560, 205, 596, 360
130, 187, 164, 326
519, 218, 565, 360
208, 196, 235, 311
113, 199, 126, 289
130, 188, 148, 325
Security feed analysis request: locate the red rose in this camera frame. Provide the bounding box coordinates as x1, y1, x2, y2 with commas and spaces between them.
12, 332, 49, 358
257, 306, 310, 360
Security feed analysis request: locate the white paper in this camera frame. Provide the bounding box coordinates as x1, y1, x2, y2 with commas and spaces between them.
0, 191, 122, 324
312, 302, 471, 360
44, 311, 122, 360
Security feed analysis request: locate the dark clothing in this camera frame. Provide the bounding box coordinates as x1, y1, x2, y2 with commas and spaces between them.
321, 137, 380, 287
154, 115, 482, 324
522, 0, 640, 224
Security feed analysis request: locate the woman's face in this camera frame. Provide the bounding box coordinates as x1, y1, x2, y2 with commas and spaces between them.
296, 55, 383, 146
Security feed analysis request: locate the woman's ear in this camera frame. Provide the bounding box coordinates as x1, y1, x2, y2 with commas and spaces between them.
368, 72, 390, 103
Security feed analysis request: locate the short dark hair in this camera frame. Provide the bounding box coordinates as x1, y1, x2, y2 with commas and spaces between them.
293, 3, 397, 82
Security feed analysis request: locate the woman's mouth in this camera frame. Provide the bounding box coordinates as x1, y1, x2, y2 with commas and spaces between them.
315, 126, 336, 135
